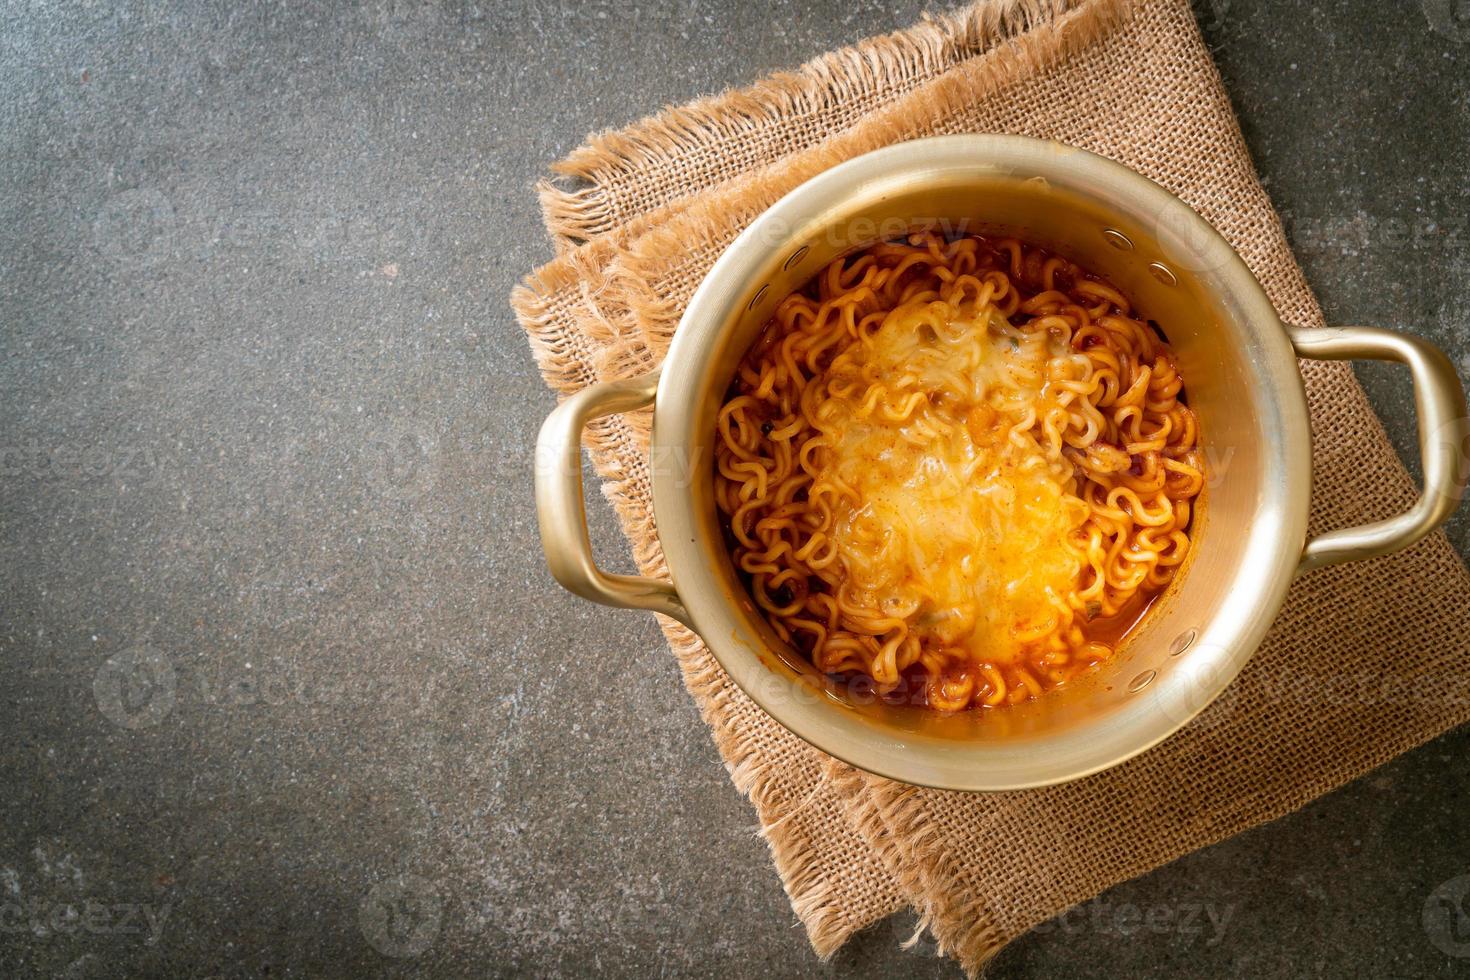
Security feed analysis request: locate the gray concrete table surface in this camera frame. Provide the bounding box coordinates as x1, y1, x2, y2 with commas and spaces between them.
2, 0, 1468, 977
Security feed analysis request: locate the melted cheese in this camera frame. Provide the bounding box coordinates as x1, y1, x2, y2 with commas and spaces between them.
811, 300, 1090, 667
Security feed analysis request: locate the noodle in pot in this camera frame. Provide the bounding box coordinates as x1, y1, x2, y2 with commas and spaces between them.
713, 232, 1204, 712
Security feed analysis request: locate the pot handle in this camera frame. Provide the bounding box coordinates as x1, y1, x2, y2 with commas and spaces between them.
534, 370, 692, 626
1287, 323, 1470, 574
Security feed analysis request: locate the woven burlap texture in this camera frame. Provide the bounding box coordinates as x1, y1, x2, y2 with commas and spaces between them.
511, 0, 1470, 972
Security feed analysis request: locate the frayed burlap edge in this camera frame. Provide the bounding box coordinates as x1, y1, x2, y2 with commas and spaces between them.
657, 616, 869, 955
537, 0, 1104, 250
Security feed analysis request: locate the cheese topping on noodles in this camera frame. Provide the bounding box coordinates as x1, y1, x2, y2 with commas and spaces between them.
812, 300, 1090, 671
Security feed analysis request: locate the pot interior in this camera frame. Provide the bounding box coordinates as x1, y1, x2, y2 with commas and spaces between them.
655, 138, 1310, 789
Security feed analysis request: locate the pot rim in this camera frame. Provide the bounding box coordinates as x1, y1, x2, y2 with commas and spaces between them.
650, 134, 1312, 790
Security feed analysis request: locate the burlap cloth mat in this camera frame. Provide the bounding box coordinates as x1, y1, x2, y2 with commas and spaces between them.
511, 0, 1470, 971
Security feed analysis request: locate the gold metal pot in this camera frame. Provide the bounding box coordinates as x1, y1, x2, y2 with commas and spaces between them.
535, 135, 1470, 791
